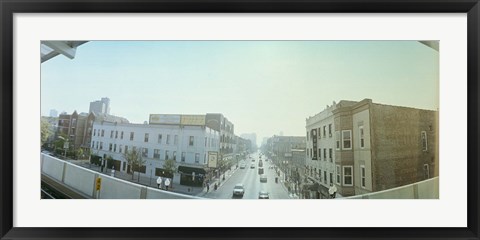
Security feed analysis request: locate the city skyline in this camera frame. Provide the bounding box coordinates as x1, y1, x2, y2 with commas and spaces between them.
41, 41, 439, 145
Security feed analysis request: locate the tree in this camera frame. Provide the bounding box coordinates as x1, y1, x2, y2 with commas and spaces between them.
40, 118, 51, 146
54, 133, 68, 156
76, 148, 84, 160
122, 147, 145, 180
217, 158, 228, 172
163, 159, 177, 178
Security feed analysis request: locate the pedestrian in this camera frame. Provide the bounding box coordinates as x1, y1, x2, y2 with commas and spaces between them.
328, 183, 337, 199
206, 182, 210, 192
165, 178, 171, 191
156, 176, 162, 189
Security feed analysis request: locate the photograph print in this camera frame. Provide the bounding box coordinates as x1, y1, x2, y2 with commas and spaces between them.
40, 40, 439, 200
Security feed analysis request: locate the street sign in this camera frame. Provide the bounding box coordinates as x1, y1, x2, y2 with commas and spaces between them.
96, 177, 102, 191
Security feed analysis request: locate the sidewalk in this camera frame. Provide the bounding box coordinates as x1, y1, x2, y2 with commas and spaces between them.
274, 167, 299, 199
196, 165, 238, 197
67, 159, 204, 196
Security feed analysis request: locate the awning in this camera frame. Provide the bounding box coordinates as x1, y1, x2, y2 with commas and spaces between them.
303, 183, 320, 191
178, 166, 206, 175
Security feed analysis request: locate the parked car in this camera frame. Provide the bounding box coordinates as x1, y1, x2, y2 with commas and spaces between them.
240, 163, 246, 169
232, 184, 245, 198
250, 165, 255, 169
258, 191, 269, 199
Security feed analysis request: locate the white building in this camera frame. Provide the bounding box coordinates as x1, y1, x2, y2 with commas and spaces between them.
91, 121, 220, 187
305, 102, 338, 198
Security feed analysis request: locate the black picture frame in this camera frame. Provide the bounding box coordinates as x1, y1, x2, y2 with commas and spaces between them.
1, 1, 479, 239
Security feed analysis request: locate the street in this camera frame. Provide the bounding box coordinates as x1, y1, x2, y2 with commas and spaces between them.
203, 152, 291, 199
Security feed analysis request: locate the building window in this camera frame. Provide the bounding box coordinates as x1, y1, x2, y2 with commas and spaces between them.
318, 169, 321, 181
328, 124, 332, 137
189, 136, 194, 146
342, 130, 352, 150
110, 130, 114, 138
130, 132, 134, 141
205, 137, 208, 147
424, 164, 430, 179
100, 142, 103, 150
195, 153, 200, 163
165, 150, 170, 160
329, 148, 333, 162
154, 149, 160, 159
113, 144, 117, 152
119, 145, 123, 153
158, 134, 162, 144
421, 131, 428, 151
142, 148, 148, 158
96, 142, 99, 149
109, 143, 113, 151
360, 165, 366, 188
318, 148, 321, 161
359, 126, 365, 148
91, 141, 95, 148
101, 130, 104, 137
306, 131, 309, 141
323, 126, 326, 137
204, 153, 207, 164
329, 173, 333, 184
115, 131, 118, 139
93, 129, 96, 136
335, 131, 340, 150
173, 151, 177, 161
166, 135, 171, 144
124, 145, 128, 153
324, 170, 327, 183
181, 152, 186, 162
174, 135, 178, 145
323, 148, 327, 160
144, 133, 149, 142
121, 131, 124, 139
343, 166, 353, 186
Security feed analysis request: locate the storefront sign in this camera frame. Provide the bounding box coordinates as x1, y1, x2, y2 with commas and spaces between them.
149, 114, 181, 125
181, 115, 206, 126
208, 151, 218, 168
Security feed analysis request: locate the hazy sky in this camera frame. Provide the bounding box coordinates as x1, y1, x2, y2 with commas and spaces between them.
41, 41, 439, 145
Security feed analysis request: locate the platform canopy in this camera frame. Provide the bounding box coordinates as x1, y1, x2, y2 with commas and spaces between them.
41, 41, 88, 63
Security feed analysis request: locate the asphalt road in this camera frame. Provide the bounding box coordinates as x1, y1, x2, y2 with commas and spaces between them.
204, 152, 291, 199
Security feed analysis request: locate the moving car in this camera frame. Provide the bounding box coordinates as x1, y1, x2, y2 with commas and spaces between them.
258, 167, 264, 175
260, 174, 267, 183
258, 191, 269, 199
233, 184, 245, 197
240, 163, 246, 169
250, 165, 255, 169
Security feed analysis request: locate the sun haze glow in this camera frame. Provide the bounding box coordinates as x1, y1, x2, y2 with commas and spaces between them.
41, 41, 439, 146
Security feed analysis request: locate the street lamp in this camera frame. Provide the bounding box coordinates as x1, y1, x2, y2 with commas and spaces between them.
149, 163, 153, 186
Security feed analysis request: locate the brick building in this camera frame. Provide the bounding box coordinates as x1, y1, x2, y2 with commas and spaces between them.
306, 99, 438, 198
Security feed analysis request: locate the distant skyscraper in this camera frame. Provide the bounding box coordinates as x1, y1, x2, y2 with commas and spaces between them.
101, 97, 110, 114
241, 133, 257, 148
89, 97, 110, 115
261, 137, 268, 146
49, 109, 58, 117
